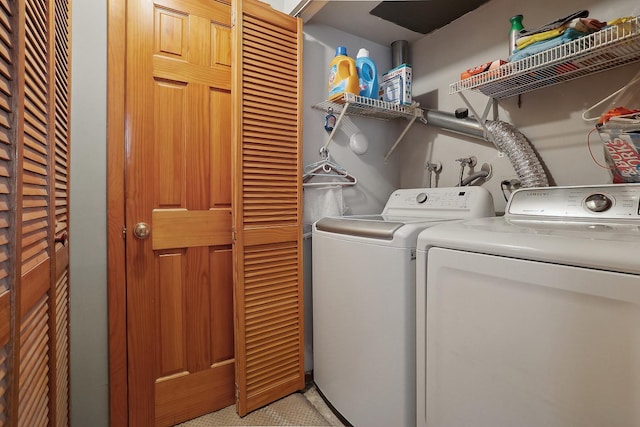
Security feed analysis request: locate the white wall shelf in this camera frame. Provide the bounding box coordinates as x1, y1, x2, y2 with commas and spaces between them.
313, 93, 421, 121
312, 93, 424, 161
449, 16, 640, 100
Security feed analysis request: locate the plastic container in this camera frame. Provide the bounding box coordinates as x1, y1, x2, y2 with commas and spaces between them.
328, 46, 359, 102
356, 48, 379, 99
586, 69, 640, 183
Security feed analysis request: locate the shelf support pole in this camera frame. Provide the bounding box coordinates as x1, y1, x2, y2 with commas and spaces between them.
384, 110, 420, 162
320, 102, 350, 154
481, 97, 496, 122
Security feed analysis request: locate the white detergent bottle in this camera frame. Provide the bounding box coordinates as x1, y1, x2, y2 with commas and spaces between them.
356, 48, 379, 99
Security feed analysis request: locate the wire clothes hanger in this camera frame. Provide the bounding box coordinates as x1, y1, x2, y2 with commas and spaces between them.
582, 71, 640, 122
302, 147, 357, 187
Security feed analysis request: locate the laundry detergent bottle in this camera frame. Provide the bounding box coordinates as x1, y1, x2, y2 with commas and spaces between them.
356, 48, 379, 99
328, 46, 359, 101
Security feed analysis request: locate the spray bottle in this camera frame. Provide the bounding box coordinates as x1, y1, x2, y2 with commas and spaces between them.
509, 15, 524, 57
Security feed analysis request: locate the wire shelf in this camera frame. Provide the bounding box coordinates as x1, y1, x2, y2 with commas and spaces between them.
312, 93, 423, 121
449, 16, 640, 100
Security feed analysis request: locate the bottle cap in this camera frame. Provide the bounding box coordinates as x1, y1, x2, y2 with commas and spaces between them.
336, 46, 347, 56
357, 48, 369, 58
509, 15, 524, 30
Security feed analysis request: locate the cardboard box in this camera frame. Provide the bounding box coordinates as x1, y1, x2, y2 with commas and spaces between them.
381, 64, 412, 105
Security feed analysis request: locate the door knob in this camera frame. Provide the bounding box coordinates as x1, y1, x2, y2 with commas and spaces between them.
133, 222, 151, 240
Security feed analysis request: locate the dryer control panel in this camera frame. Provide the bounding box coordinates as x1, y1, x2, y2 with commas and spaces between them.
507, 184, 640, 220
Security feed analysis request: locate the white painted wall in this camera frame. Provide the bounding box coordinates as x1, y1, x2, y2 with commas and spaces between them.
303, 24, 400, 216
263, 0, 284, 12
266, 0, 307, 15
70, 0, 109, 425
398, 0, 640, 212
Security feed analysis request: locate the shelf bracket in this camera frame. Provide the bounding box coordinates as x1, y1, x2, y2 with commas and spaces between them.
384, 109, 420, 162
312, 93, 425, 160
456, 91, 492, 138
320, 102, 350, 154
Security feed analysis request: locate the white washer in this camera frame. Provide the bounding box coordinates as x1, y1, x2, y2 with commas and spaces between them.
416, 183, 640, 427
312, 187, 494, 427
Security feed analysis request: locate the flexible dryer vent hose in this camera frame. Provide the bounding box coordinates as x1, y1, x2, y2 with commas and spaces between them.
484, 120, 549, 188
423, 109, 549, 188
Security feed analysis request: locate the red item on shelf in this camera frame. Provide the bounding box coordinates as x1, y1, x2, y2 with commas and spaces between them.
460, 60, 507, 80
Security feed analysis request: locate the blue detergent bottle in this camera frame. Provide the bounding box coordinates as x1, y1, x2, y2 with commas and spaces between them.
356, 48, 379, 99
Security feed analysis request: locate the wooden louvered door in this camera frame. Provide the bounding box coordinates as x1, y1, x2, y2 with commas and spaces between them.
0, 0, 72, 425
232, 0, 304, 416
51, 1, 72, 425
19, 0, 72, 425
124, 0, 236, 425
0, 1, 17, 424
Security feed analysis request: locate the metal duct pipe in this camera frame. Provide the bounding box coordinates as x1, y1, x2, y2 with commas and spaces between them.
423, 109, 549, 188
424, 109, 485, 138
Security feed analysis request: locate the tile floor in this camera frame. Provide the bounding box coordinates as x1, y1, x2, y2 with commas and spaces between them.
177, 385, 345, 426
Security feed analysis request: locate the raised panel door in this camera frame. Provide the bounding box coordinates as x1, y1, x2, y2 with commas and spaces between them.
125, 1, 235, 425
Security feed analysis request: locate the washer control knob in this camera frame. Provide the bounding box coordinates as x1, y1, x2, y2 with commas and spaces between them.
584, 193, 612, 212
416, 193, 428, 204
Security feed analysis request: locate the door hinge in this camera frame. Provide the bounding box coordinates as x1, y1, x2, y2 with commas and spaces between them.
232, 229, 237, 243
122, 226, 127, 240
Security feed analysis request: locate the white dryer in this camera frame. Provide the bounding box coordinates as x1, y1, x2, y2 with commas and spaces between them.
416, 183, 640, 427
312, 187, 494, 427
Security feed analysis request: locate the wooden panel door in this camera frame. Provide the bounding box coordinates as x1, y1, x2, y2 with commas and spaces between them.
232, 0, 304, 415
124, 0, 235, 425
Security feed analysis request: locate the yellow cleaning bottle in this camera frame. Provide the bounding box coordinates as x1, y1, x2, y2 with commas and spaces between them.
328, 46, 359, 102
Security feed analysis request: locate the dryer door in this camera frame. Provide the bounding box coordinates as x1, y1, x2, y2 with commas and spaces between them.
418, 247, 640, 427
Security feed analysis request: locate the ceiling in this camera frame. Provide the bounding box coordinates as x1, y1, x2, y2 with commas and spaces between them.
300, 0, 491, 46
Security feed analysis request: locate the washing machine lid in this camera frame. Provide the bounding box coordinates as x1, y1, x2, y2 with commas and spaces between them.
315, 215, 450, 240
417, 183, 640, 274
313, 186, 496, 241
